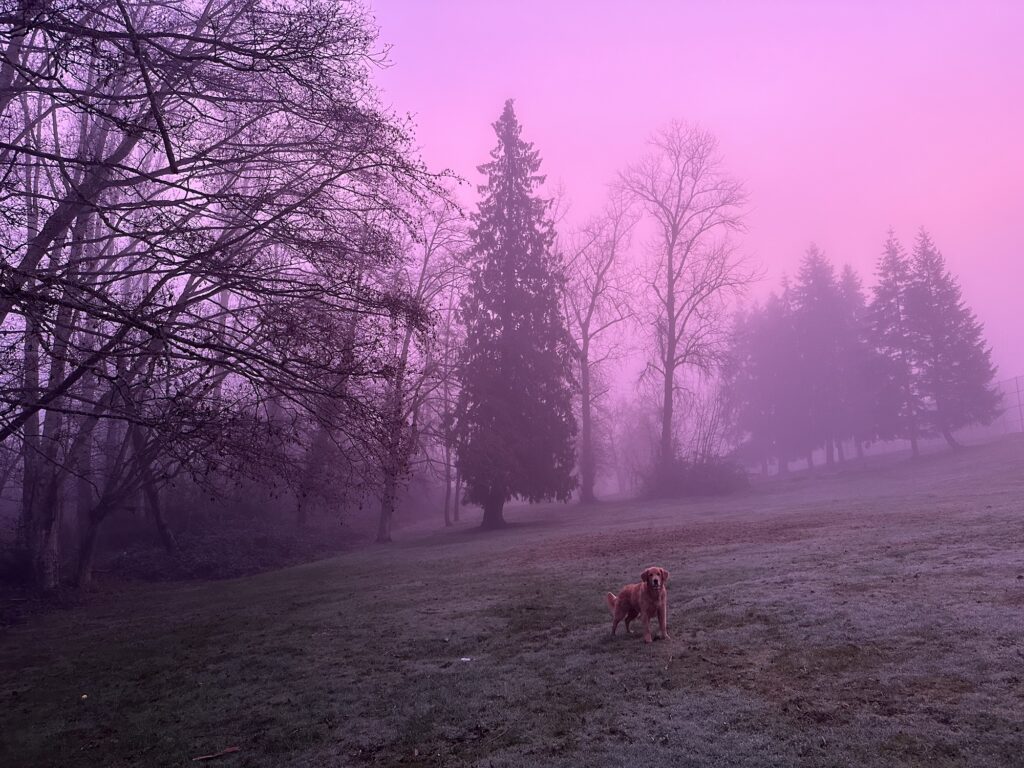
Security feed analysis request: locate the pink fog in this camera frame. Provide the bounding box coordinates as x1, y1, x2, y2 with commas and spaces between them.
374, 0, 1024, 376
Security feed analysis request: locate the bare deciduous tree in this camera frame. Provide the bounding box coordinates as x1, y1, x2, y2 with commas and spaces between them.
374, 196, 467, 542
560, 193, 636, 502
0, 0, 439, 589
618, 121, 751, 475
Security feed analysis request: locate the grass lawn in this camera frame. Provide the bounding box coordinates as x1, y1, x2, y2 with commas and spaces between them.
2, 437, 1024, 767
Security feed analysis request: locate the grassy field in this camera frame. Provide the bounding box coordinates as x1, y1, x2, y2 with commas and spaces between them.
2, 437, 1024, 767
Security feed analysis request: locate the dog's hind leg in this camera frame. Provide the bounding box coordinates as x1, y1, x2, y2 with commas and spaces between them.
624, 608, 639, 634
611, 602, 631, 636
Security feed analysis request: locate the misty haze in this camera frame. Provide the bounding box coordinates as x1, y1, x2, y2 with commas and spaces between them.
1, 2, 1022, 767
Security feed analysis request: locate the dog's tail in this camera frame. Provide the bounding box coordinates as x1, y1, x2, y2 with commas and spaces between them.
606, 592, 617, 614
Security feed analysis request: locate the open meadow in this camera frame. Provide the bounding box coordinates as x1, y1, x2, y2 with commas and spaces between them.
2, 437, 1023, 768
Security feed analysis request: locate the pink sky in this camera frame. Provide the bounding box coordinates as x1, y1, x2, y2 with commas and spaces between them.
371, 1, 1023, 378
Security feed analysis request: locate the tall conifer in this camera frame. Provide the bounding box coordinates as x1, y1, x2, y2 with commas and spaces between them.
791, 245, 844, 464
868, 230, 921, 453
906, 229, 1000, 446
456, 100, 577, 528
836, 264, 878, 459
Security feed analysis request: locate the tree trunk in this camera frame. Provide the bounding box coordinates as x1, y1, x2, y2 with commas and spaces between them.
376, 471, 397, 543
855, 440, 865, 460
442, 440, 453, 526
24, 235, 82, 590
76, 513, 101, 589
0, 448, 16, 501
579, 353, 596, 503
144, 479, 176, 554
18, 319, 40, 553
942, 429, 961, 450
480, 492, 505, 529
75, 422, 97, 587
836, 440, 845, 463
660, 362, 674, 472
907, 392, 920, 458
376, 328, 412, 543
806, 452, 814, 470
442, 456, 452, 527
660, 245, 678, 475
825, 439, 835, 466
777, 457, 789, 476
30, 506, 61, 591
23, 434, 62, 591
453, 467, 462, 523
132, 425, 176, 553
76, 417, 133, 588
23, 457, 62, 591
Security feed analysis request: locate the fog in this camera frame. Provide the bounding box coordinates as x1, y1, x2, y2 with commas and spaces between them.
375, 1, 1024, 378
2, 2, 1023, 766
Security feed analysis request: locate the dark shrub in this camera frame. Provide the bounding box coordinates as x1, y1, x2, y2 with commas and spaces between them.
643, 457, 749, 499
0, 544, 31, 585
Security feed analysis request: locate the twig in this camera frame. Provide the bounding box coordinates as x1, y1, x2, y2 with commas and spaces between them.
191, 746, 240, 762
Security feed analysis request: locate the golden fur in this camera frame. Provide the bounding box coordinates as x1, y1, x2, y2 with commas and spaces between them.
605, 566, 670, 643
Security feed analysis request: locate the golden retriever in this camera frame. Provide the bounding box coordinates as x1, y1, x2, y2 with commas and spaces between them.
606, 566, 670, 643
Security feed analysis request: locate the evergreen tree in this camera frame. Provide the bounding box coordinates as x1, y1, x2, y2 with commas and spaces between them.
868, 230, 921, 453
456, 100, 577, 528
724, 306, 770, 468
770, 279, 808, 470
791, 245, 845, 465
836, 264, 878, 459
725, 290, 804, 473
906, 229, 1000, 447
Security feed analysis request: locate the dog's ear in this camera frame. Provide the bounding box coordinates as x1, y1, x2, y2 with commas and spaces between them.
640, 570, 650, 584
660, 568, 670, 584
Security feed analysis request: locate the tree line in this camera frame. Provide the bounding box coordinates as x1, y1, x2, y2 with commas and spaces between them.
726, 231, 1001, 472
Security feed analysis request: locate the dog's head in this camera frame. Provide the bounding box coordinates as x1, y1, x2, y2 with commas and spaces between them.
641, 566, 669, 593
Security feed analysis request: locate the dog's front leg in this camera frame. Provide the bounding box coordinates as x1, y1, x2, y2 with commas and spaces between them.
642, 614, 653, 644
658, 603, 670, 640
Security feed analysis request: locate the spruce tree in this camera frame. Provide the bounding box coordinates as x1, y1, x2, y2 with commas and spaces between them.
456, 100, 577, 528
726, 290, 804, 473
906, 229, 1000, 447
836, 264, 877, 459
791, 245, 845, 465
868, 230, 921, 454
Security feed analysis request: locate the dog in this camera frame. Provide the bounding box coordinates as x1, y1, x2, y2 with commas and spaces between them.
606, 566, 670, 643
